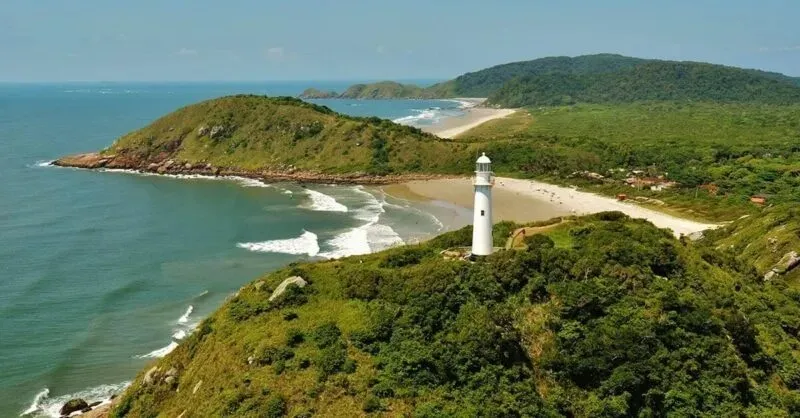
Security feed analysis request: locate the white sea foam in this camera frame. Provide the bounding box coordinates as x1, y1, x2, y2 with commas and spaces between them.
282, 190, 293, 195
237, 230, 320, 256
172, 329, 187, 340
136, 341, 179, 359
33, 160, 54, 168
302, 189, 348, 212
21, 382, 129, 418
97, 168, 271, 188
21, 388, 49, 416
393, 108, 441, 125
177, 305, 193, 324
319, 187, 403, 259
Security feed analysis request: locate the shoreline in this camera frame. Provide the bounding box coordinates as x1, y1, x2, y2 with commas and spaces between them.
386, 177, 717, 237
420, 98, 517, 138
51, 153, 455, 185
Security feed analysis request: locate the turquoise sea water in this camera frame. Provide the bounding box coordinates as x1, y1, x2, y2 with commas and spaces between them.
0, 82, 472, 417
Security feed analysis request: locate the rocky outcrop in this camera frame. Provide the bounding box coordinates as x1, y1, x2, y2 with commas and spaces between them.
60, 398, 89, 416
763, 251, 800, 281
52, 152, 453, 185
269, 276, 307, 301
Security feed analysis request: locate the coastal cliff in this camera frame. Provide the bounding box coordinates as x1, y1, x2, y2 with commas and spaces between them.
54, 95, 473, 181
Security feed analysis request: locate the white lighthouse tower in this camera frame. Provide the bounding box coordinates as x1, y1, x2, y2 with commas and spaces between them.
471, 153, 494, 256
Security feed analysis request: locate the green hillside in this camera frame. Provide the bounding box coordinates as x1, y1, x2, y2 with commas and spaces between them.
111, 212, 800, 417
457, 102, 800, 220
338, 81, 435, 99
446, 53, 646, 98
91, 95, 470, 175
488, 61, 800, 107
302, 54, 800, 106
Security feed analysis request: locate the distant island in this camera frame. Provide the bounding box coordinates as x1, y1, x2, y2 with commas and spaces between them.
301, 53, 800, 106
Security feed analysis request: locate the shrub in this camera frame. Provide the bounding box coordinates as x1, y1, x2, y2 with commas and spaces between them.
341, 267, 383, 300
317, 345, 347, 379
381, 246, 432, 268
312, 322, 342, 348
264, 395, 287, 418
282, 312, 298, 321
286, 328, 304, 347
362, 395, 383, 413
343, 358, 357, 374
257, 346, 294, 366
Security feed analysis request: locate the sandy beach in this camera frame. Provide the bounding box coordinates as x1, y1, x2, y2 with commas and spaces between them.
385, 177, 717, 236
422, 98, 517, 139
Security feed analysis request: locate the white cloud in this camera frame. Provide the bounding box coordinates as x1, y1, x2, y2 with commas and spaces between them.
176, 48, 198, 56
266, 47, 284, 61
757, 45, 800, 53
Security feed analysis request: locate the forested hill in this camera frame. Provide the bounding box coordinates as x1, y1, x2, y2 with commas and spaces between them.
110, 210, 800, 417
54, 95, 470, 178
487, 60, 800, 107
300, 54, 800, 106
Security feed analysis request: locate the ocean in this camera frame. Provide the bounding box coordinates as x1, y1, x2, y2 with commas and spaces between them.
0, 82, 473, 417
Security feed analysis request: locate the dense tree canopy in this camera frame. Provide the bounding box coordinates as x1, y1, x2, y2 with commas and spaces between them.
112, 212, 800, 417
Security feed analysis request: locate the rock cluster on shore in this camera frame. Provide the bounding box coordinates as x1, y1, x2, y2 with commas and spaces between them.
52, 152, 450, 185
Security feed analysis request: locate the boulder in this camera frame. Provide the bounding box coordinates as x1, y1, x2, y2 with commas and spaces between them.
143, 366, 160, 385
774, 251, 800, 274
253, 280, 266, 291
60, 398, 89, 416
269, 276, 307, 301
165, 367, 178, 377
81, 406, 92, 413
209, 125, 226, 139
88, 401, 102, 408
184, 163, 193, 170
147, 163, 160, 171
197, 126, 209, 136
764, 271, 777, 281
164, 376, 176, 386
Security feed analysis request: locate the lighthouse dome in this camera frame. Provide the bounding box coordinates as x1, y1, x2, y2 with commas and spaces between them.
476, 152, 491, 164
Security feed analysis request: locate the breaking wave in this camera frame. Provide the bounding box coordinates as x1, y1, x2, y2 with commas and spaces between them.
319, 187, 403, 259
21, 382, 129, 417
237, 230, 320, 257
136, 341, 179, 359
94, 168, 271, 187
302, 189, 348, 212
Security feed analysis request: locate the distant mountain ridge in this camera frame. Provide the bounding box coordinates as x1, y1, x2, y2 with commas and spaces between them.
300, 54, 800, 106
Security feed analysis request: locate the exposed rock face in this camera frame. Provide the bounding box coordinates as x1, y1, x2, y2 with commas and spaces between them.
775, 251, 800, 274
143, 366, 160, 386
763, 250, 800, 280
60, 398, 89, 416
52, 152, 451, 185
209, 125, 226, 139
269, 276, 307, 301
197, 126, 209, 136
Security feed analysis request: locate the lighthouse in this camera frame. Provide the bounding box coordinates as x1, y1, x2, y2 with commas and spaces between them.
471, 153, 494, 256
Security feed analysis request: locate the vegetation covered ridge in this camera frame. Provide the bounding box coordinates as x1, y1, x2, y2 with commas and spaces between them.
110, 211, 800, 417
300, 54, 800, 106
53, 95, 472, 182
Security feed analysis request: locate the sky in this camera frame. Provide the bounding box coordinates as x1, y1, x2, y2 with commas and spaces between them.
1, 0, 798, 82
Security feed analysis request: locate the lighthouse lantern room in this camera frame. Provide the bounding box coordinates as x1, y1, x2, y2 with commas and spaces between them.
471, 152, 494, 256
